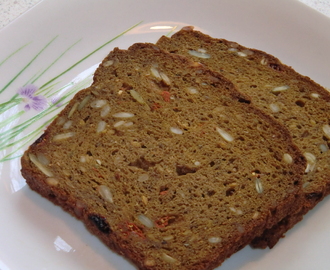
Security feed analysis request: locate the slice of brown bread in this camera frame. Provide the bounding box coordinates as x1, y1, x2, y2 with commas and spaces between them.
21, 43, 305, 270
156, 26, 330, 248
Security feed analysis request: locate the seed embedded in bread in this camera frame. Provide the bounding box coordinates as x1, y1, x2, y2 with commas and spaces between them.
53, 132, 75, 141
272, 85, 290, 93
96, 121, 106, 133
255, 178, 264, 194
269, 103, 281, 113
188, 49, 211, 59
45, 177, 59, 186
323, 124, 330, 139
68, 102, 79, 118
28, 153, 53, 177
91, 99, 107, 108
100, 104, 111, 117
78, 95, 91, 110
215, 127, 234, 142
130, 89, 146, 104
170, 127, 183, 135
98, 185, 114, 203
283, 153, 293, 164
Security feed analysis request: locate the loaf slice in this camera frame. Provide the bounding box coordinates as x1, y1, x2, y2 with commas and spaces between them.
156, 26, 330, 248
21, 43, 305, 270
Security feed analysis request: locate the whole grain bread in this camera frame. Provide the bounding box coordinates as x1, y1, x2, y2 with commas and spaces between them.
156, 26, 330, 248
21, 43, 305, 269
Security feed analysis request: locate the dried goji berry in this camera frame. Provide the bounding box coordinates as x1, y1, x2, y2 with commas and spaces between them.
161, 91, 171, 102
127, 222, 145, 239
159, 190, 168, 195
155, 216, 176, 228
117, 222, 145, 239
151, 102, 162, 111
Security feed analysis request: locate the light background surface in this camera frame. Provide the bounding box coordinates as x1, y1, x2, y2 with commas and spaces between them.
0, 0, 329, 29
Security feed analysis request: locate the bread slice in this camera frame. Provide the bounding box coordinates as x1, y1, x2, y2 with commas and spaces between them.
156, 26, 330, 248
21, 43, 305, 269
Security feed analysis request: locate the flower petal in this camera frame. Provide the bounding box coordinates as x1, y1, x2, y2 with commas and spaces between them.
31, 95, 48, 111
18, 84, 38, 98
24, 104, 31, 111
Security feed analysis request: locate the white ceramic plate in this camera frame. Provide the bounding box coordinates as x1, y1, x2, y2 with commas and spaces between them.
1, 0, 330, 269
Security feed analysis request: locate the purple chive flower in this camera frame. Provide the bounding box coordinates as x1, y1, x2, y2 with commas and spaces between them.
18, 84, 48, 111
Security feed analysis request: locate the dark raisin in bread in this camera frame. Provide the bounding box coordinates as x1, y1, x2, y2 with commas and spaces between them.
156, 26, 330, 248
21, 43, 305, 269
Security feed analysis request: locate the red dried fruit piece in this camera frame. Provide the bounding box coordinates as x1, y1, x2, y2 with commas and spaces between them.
161, 91, 171, 102
155, 216, 176, 228
127, 222, 145, 239
118, 222, 145, 239
117, 223, 130, 238
159, 190, 168, 195
159, 186, 169, 195
151, 102, 162, 111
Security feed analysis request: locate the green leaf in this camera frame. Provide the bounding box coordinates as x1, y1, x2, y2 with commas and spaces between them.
0, 36, 58, 95
40, 21, 142, 90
